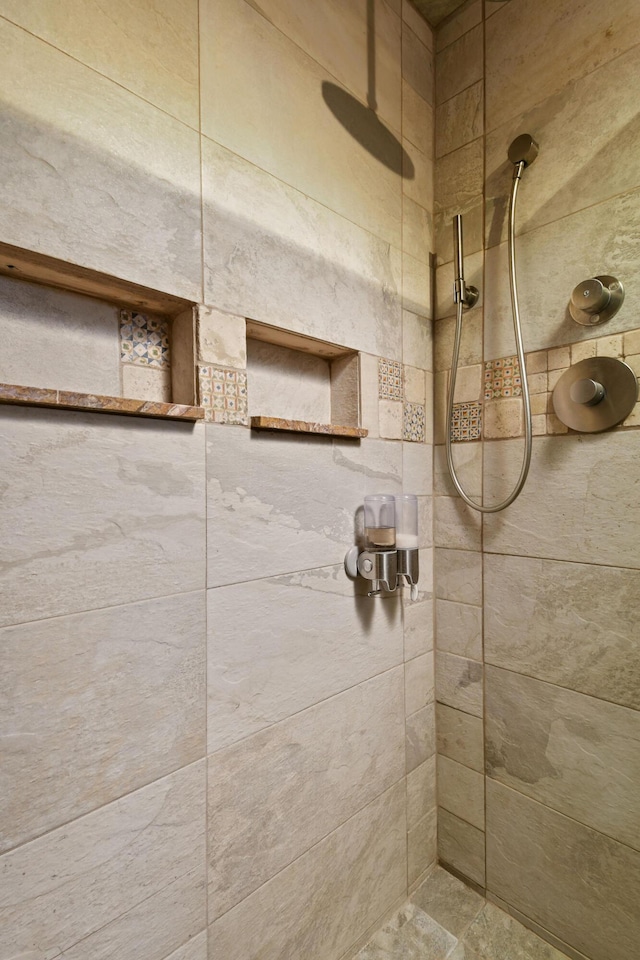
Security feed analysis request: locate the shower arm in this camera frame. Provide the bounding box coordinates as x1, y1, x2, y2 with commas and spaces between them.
445, 157, 534, 513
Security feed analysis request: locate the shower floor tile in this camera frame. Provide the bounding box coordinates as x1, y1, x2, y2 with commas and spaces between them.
354, 867, 573, 960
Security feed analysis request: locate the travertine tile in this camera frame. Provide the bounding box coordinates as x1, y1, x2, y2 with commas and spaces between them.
208, 668, 404, 918
405, 653, 435, 714
436, 599, 482, 660
0, 406, 205, 627
0, 0, 199, 127
207, 782, 407, 960
483, 397, 523, 439
408, 810, 438, 886
0, 763, 206, 959
122, 364, 172, 402
411, 864, 484, 937
247, 339, 331, 423
406, 703, 436, 773
0, 276, 120, 395
453, 364, 482, 403
434, 496, 482, 550
483, 433, 640, 568
0, 591, 205, 853
436, 652, 483, 717
403, 310, 433, 372
485, 666, 640, 850
437, 755, 484, 830
403, 23, 434, 105
434, 547, 482, 605
438, 808, 485, 886
208, 564, 402, 750
0, 19, 202, 301
485, 0, 640, 133
200, 0, 401, 246
407, 755, 437, 828
434, 369, 448, 443
206, 426, 401, 585
202, 138, 402, 360
485, 553, 640, 711
405, 365, 428, 403
356, 902, 454, 960
486, 780, 640, 960
197, 307, 246, 369
436, 703, 484, 773
360, 352, 381, 438
436, 23, 482, 105
380, 398, 404, 438
403, 82, 434, 159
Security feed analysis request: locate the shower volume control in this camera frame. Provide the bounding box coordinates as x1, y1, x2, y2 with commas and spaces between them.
569, 275, 624, 325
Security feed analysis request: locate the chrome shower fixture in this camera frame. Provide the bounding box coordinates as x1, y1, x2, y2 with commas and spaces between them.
507, 133, 539, 170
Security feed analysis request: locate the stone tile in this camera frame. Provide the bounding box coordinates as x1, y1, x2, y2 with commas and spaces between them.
436, 703, 484, 773
434, 442, 482, 499
403, 0, 433, 50
436, 599, 482, 660
404, 440, 434, 495
164, 931, 208, 960
436, 24, 483, 106
247, 339, 332, 423
360, 352, 381, 438
408, 810, 438, 886
0, 591, 205, 853
202, 138, 402, 361
434, 547, 482, 605
438, 808, 485, 887
436, 254, 483, 321
485, 666, 640, 851
436, 1, 482, 52
207, 667, 404, 918
356, 902, 455, 960
403, 310, 433, 371
436, 196, 483, 268
483, 397, 523, 439
462, 902, 572, 960
380, 398, 404, 438
435, 136, 483, 220
403, 249, 432, 319
483, 433, 640, 569
208, 564, 403, 751
0, 0, 199, 127
0, 276, 120, 395
0, 19, 202, 301
486, 780, 640, 960
485, 553, 640, 712
434, 369, 448, 444
0, 762, 206, 959
122, 363, 172, 402
407, 755, 437, 828
453, 364, 482, 404
197, 307, 246, 369
207, 782, 407, 960
406, 653, 435, 714
405, 365, 427, 403
436, 652, 483, 717
403, 82, 434, 159
484, 189, 640, 358
206, 425, 401, 586
411, 864, 484, 937
406, 703, 436, 773
0, 406, 205, 627
434, 496, 482, 550
403, 196, 433, 265
438, 755, 485, 830
485, 0, 640, 134
403, 23, 434, 104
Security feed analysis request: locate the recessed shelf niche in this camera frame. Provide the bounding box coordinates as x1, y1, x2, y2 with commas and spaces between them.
245, 320, 366, 439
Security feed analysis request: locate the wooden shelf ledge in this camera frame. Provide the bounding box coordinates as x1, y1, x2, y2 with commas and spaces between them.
0, 383, 203, 422
250, 416, 367, 438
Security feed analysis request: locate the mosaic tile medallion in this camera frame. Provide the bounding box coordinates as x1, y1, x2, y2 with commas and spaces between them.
378, 358, 403, 400
120, 310, 170, 368
403, 402, 426, 442
451, 402, 482, 441
484, 355, 521, 399
198, 364, 248, 424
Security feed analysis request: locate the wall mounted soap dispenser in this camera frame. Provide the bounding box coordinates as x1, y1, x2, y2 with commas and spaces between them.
345, 494, 420, 599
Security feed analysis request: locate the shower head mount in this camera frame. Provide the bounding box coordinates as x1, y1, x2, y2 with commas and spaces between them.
508, 133, 539, 168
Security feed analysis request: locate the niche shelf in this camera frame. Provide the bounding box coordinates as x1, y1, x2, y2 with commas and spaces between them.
245, 320, 367, 440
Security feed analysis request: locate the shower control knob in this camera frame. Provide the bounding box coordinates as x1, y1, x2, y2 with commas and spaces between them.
571, 279, 610, 314
569, 275, 624, 325
569, 377, 605, 406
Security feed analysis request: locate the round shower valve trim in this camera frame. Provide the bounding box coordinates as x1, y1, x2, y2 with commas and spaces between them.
553, 357, 637, 432
569, 275, 624, 326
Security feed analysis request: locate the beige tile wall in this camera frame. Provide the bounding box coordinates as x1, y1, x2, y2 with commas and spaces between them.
0, 5, 435, 960
433, 3, 640, 959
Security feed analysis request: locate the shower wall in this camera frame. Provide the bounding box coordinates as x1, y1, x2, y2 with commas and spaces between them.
0, 3, 436, 960
433, 2, 640, 959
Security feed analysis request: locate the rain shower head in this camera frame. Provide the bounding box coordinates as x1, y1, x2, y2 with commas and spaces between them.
508, 133, 539, 167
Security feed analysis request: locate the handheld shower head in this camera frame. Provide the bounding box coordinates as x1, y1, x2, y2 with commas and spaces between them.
508, 133, 539, 167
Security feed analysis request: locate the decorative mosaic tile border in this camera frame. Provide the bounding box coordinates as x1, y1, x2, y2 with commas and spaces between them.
484, 355, 521, 399
451, 402, 482, 441
403, 402, 426, 442
198, 364, 248, 424
120, 311, 171, 368
378, 358, 403, 400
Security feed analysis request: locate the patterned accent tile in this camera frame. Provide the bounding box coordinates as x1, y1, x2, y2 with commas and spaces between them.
378, 358, 403, 400
198, 364, 248, 424
484, 355, 521, 400
120, 310, 170, 368
403, 402, 426, 442
451, 402, 482, 442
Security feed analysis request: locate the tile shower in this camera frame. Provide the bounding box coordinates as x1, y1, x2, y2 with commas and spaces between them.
0, 4, 638, 960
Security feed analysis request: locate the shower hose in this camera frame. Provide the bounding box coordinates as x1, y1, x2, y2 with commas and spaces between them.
445, 161, 532, 513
